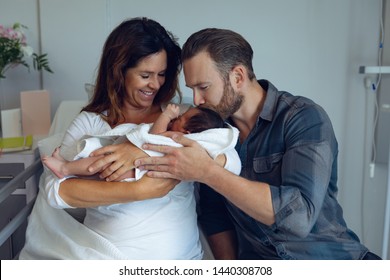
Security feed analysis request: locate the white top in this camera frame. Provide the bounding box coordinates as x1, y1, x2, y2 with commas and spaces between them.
42, 108, 241, 259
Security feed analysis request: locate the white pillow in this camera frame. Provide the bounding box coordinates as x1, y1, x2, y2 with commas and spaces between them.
38, 133, 64, 158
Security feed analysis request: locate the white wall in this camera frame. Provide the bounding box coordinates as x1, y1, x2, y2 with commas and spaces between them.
341, 1, 387, 257
0, 0, 41, 109
0, 0, 387, 258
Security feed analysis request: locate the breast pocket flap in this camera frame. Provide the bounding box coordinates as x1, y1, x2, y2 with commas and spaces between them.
253, 153, 283, 173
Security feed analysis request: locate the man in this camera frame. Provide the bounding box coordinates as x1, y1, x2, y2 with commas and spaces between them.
135, 28, 379, 259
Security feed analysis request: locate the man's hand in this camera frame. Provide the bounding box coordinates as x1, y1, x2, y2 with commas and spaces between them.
88, 141, 148, 181
134, 133, 217, 182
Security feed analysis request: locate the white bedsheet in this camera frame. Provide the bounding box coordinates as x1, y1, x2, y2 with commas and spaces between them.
19, 186, 127, 259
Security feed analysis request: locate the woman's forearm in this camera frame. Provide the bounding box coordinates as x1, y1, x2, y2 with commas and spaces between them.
59, 176, 178, 208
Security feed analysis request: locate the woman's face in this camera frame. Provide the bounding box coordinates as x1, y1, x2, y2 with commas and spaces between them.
124, 50, 167, 109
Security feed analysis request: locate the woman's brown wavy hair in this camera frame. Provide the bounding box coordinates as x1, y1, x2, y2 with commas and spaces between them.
82, 17, 182, 127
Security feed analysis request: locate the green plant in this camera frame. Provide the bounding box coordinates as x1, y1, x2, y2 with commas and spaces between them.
0, 22, 53, 79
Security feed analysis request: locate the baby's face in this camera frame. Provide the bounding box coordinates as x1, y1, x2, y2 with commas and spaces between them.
169, 108, 200, 133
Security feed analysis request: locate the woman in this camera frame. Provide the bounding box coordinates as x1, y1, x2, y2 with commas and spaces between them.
20, 17, 195, 260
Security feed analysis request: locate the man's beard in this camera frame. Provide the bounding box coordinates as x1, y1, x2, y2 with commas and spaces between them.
213, 80, 243, 120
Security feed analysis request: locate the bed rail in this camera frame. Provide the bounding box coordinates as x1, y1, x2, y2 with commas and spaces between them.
0, 158, 43, 251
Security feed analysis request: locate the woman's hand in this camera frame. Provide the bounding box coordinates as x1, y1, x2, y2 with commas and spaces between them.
88, 141, 148, 181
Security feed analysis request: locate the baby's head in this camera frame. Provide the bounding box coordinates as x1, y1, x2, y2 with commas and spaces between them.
169, 106, 227, 133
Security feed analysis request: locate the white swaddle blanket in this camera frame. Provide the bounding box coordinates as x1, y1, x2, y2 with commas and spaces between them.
19, 124, 240, 259
126, 123, 238, 159
73, 123, 239, 179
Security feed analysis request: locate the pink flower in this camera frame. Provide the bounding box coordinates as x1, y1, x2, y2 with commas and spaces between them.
0, 22, 53, 79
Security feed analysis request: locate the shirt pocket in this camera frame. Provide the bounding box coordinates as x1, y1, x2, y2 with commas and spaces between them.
253, 153, 283, 184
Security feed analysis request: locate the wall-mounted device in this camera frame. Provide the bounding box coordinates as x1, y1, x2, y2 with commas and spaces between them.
360, 64, 390, 260
359, 65, 390, 165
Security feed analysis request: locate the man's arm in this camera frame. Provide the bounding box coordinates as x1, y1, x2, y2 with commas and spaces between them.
135, 134, 275, 225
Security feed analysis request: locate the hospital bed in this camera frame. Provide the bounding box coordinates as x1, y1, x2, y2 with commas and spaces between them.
0, 154, 42, 259
0, 100, 85, 259
0, 100, 214, 259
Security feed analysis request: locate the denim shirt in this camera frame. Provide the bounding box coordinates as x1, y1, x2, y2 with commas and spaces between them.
200, 80, 369, 259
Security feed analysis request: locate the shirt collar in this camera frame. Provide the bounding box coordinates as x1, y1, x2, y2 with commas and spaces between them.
257, 79, 279, 123
226, 79, 279, 126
